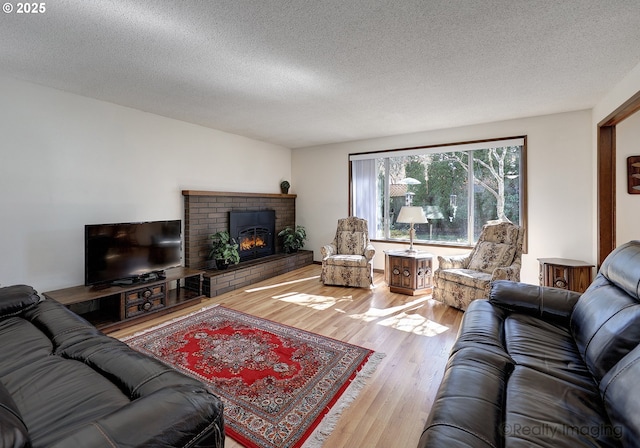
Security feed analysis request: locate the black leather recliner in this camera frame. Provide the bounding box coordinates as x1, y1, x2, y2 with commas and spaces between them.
0, 285, 224, 448
419, 240, 640, 447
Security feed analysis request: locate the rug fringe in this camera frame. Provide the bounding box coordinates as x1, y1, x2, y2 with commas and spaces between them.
301, 351, 386, 448
119, 303, 220, 341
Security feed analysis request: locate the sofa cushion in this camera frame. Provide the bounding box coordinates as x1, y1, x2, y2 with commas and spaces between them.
437, 268, 491, 289
505, 366, 619, 447
336, 230, 365, 255
420, 345, 513, 447
323, 253, 368, 267
468, 241, 516, 273
505, 314, 594, 388
0, 285, 41, 318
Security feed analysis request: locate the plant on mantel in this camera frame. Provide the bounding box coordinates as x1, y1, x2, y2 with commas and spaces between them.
209, 231, 240, 269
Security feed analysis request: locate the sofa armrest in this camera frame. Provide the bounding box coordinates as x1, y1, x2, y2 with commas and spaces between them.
437, 253, 470, 270
364, 243, 375, 261
321, 243, 337, 258
0, 381, 30, 448
49, 386, 224, 448
0, 285, 42, 318
489, 280, 581, 323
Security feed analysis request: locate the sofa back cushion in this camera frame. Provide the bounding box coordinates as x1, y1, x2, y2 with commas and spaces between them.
479, 221, 521, 245
467, 241, 516, 273
571, 241, 640, 381
336, 231, 366, 255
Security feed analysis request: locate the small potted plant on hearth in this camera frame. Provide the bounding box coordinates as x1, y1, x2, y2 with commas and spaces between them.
209, 231, 240, 269
278, 225, 307, 253
280, 180, 290, 194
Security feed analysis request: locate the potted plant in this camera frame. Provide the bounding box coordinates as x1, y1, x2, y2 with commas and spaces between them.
209, 231, 240, 269
280, 180, 290, 194
278, 225, 307, 253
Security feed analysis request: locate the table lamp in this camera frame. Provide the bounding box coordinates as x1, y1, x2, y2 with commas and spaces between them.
396, 206, 427, 252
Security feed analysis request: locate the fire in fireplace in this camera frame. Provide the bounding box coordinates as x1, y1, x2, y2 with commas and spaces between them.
238, 233, 267, 251
229, 210, 276, 262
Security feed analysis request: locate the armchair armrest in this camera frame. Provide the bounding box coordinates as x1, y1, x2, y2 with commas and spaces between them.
437, 253, 471, 270
489, 280, 581, 324
321, 243, 337, 258
364, 243, 375, 261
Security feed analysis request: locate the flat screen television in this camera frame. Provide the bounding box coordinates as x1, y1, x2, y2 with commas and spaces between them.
85, 220, 182, 286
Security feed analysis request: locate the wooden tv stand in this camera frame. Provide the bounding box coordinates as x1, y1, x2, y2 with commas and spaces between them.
43, 267, 205, 332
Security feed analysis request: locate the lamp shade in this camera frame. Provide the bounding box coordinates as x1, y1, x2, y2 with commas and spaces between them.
396, 206, 428, 224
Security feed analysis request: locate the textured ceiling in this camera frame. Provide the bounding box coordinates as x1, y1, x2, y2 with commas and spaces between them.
2, 1, 640, 148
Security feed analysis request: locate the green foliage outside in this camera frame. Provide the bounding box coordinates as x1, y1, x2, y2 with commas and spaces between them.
383, 146, 521, 243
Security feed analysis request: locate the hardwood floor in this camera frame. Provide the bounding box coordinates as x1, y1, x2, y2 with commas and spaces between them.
109, 264, 463, 448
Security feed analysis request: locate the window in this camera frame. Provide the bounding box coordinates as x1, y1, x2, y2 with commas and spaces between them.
350, 137, 526, 247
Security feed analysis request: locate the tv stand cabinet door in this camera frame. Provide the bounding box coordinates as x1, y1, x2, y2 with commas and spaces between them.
124, 284, 166, 318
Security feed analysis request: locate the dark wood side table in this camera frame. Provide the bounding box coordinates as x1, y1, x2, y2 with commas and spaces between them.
538, 258, 594, 293
385, 250, 433, 295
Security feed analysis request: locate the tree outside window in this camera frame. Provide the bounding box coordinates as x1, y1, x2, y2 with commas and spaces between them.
350, 137, 525, 247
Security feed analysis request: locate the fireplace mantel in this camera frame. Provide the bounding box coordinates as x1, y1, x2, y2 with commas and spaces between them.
182, 190, 296, 199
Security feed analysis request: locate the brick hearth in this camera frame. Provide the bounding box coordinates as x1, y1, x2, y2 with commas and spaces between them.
204, 250, 313, 297
182, 190, 313, 297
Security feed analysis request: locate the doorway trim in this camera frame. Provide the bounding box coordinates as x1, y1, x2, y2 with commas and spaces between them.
597, 89, 640, 265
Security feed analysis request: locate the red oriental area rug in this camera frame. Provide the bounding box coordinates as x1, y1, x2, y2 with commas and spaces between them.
124, 305, 384, 448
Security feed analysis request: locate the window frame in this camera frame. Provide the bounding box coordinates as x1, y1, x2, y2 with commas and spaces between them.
348, 136, 528, 252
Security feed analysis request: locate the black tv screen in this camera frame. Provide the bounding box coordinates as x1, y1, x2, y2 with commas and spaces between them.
85, 220, 182, 286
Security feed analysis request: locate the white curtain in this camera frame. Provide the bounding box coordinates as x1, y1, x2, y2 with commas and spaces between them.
352, 159, 378, 238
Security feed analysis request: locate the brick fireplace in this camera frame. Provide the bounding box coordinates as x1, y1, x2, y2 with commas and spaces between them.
182, 190, 313, 297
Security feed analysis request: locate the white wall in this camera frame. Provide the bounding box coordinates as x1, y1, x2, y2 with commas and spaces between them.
616, 112, 640, 245
293, 110, 594, 285
0, 76, 291, 291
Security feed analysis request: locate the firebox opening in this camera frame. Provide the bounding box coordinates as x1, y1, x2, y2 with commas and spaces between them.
229, 210, 276, 262
239, 232, 268, 251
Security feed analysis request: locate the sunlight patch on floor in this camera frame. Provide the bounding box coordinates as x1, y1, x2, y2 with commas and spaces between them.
271, 292, 350, 310
244, 275, 321, 293
345, 296, 450, 336
348, 296, 431, 322
376, 312, 449, 336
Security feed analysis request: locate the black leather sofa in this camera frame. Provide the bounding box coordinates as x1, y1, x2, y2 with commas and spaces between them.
419, 240, 640, 447
0, 285, 224, 448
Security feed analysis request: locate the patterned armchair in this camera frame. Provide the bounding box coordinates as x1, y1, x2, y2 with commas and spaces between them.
321, 217, 375, 288
433, 221, 524, 311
